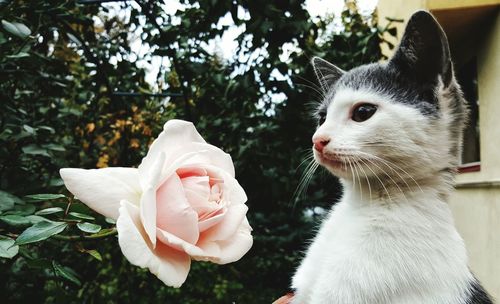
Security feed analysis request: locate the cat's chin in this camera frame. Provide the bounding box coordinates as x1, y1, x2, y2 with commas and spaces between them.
314, 153, 346, 174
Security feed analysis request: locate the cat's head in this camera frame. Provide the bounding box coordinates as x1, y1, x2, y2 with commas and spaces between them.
311, 11, 467, 183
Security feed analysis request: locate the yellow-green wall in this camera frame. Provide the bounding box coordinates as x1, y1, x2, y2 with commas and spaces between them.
378, 0, 500, 299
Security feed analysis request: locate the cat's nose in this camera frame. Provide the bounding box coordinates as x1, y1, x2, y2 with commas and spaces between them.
313, 136, 330, 152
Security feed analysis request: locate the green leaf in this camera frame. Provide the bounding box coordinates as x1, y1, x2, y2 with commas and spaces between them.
35, 207, 64, 215
22, 124, 35, 134
0, 237, 18, 259
85, 249, 102, 261
15, 221, 68, 245
5, 204, 35, 215
68, 212, 95, 220
0, 192, 15, 211
90, 227, 115, 237
0, 190, 23, 211
43, 143, 66, 152
76, 222, 101, 234
24, 193, 66, 201
21, 145, 50, 157
6, 52, 29, 59
52, 261, 81, 286
49, 178, 65, 187
25, 215, 49, 224
0, 214, 31, 226
38, 126, 55, 134
25, 258, 52, 269
105, 217, 116, 224
66, 32, 82, 46
1, 20, 31, 39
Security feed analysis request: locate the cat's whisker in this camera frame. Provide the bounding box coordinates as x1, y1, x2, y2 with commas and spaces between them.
357, 151, 423, 194
349, 156, 363, 202
369, 156, 415, 194
292, 74, 325, 95
295, 83, 326, 101
345, 156, 357, 196
313, 65, 329, 95
359, 154, 408, 203
295, 153, 315, 172
292, 159, 319, 206
353, 155, 372, 202
356, 156, 393, 203
292, 75, 326, 100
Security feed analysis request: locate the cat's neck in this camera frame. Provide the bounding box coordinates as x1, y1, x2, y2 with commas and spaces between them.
340, 169, 455, 207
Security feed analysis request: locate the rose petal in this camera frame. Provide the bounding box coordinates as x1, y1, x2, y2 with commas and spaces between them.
220, 173, 247, 204
140, 185, 157, 247
198, 209, 225, 232
156, 228, 206, 258
138, 120, 205, 180
183, 188, 219, 215
60, 168, 141, 220
148, 151, 209, 190
140, 152, 166, 248
181, 175, 210, 202
205, 167, 247, 205
156, 174, 199, 244
117, 200, 191, 288
201, 204, 248, 242
177, 167, 208, 179
196, 218, 253, 264
173, 143, 235, 177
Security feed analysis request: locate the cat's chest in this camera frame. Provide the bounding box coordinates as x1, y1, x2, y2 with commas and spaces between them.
298, 199, 471, 303
309, 199, 462, 284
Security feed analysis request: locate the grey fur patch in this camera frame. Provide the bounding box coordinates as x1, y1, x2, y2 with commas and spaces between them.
323, 62, 441, 117
466, 279, 493, 304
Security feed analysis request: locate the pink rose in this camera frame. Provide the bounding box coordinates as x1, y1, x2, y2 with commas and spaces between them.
60, 120, 253, 287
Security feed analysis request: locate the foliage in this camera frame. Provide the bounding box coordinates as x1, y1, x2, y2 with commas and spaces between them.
0, 0, 399, 302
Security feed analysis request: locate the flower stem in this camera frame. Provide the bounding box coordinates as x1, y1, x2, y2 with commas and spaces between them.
52, 228, 118, 241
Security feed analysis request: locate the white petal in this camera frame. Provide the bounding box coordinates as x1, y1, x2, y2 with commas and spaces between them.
60, 167, 141, 220
140, 152, 165, 248
155, 174, 199, 244
140, 185, 157, 247
156, 228, 205, 257
138, 120, 205, 179
198, 210, 225, 232
139, 120, 236, 185
218, 169, 247, 205
117, 200, 191, 288
200, 166, 246, 205
171, 143, 235, 177
197, 218, 253, 264
201, 204, 249, 242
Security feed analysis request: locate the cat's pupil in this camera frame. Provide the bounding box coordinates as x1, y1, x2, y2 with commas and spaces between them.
352, 103, 377, 122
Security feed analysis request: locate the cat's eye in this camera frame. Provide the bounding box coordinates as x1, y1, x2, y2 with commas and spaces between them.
318, 112, 326, 125
352, 103, 377, 122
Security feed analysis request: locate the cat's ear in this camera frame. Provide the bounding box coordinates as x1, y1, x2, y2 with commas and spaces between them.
311, 57, 344, 91
389, 10, 452, 86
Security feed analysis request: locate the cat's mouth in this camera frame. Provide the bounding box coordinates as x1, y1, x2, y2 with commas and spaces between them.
314, 151, 349, 170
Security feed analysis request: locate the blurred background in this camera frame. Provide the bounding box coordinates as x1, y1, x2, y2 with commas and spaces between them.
0, 0, 498, 302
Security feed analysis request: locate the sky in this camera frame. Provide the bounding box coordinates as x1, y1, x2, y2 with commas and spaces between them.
205, 0, 379, 60
101, 0, 379, 89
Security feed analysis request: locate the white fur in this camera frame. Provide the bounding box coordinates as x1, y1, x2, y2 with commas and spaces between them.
292, 88, 474, 304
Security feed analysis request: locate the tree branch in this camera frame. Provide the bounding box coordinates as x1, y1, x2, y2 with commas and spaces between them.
136, 0, 193, 120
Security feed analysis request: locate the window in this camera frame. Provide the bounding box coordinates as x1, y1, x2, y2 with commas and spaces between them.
456, 57, 480, 172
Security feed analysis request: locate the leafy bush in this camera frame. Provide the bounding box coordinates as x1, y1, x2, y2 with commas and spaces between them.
0, 0, 398, 302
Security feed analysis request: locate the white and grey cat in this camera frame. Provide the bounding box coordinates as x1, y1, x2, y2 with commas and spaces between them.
291, 11, 493, 304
